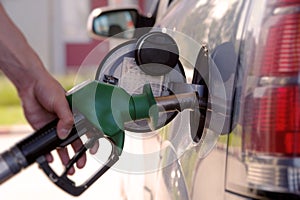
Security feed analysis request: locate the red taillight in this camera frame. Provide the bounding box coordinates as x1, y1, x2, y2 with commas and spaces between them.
243, 4, 300, 157
243, 86, 300, 155
260, 13, 300, 76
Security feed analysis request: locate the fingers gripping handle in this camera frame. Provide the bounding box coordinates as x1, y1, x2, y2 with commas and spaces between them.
0, 115, 119, 196
29, 117, 123, 196
37, 136, 120, 196
16, 119, 82, 165
27, 118, 121, 196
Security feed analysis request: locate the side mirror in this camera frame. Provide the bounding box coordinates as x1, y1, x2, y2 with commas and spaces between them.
87, 7, 139, 40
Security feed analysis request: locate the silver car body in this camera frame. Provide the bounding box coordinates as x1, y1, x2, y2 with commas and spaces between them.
131, 0, 300, 199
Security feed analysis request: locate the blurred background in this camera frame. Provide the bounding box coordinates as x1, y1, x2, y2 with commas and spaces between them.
0, 0, 158, 199
0, 0, 158, 126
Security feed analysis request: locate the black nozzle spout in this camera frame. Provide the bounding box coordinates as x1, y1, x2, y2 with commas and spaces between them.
0, 146, 27, 184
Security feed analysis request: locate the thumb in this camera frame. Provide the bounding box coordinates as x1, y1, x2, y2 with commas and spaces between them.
55, 99, 74, 139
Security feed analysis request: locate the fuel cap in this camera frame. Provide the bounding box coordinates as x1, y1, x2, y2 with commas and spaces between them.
135, 31, 179, 76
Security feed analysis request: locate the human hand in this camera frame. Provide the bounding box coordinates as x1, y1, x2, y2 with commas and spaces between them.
18, 73, 86, 175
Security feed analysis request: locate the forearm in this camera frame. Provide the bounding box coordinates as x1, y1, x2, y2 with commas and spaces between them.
0, 3, 48, 92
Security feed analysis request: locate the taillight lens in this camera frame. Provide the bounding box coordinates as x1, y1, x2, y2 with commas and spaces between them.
243, 2, 300, 157
260, 13, 300, 76
243, 86, 300, 156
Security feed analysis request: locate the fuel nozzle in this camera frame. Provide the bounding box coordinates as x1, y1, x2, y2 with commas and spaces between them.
0, 81, 207, 196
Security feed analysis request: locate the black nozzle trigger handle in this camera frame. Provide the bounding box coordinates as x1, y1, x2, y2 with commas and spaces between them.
36, 137, 120, 196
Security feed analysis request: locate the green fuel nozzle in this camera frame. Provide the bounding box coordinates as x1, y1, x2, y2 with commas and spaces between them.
67, 80, 159, 155
67, 80, 205, 155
